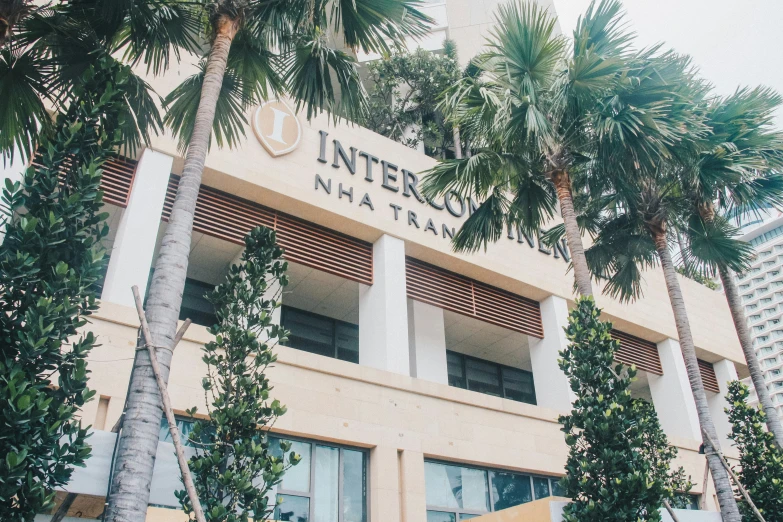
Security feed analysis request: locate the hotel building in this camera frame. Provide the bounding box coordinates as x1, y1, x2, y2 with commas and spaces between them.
5, 0, 751, 520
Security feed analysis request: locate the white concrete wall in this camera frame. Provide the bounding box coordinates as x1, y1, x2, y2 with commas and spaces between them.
100, 149, 173, 307
528, 296, 573, 413
359, 234, 410, 375
709, 359, 739, 449
407, 298, 448, 384
648, 339, 701, 441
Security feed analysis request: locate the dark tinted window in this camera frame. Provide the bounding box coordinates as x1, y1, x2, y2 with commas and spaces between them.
281, 306, 359, 364
466, 359, 502, 397
447, 351, 466, 388
447, 351, 536, 405
180, 278, 216, 326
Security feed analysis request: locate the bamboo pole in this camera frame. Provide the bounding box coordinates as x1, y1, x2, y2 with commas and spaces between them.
702, 429, 766, 522
131, 286, 206, 522
700, 458, 710, 511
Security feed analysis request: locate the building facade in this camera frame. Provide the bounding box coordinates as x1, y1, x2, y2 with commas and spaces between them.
732, 209, 783, 417
9, 1, 753, 520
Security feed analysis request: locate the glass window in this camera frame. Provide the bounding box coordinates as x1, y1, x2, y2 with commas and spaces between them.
491, 471, 532, 511
281, 306, 359, 364
446, 351, 536, 405
159, 416, 197, 447
466, 359, 502, 397
180, 277, 217, 326
447, 351, 467, 389
532, 477, 551, 499
501, 367, 536, 404
271, 436, 367, 522
426, 461, 561, 520
550, 479, 566, 497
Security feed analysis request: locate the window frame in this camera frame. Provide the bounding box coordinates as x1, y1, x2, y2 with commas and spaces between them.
423, 459, 562, 521
446, 350, 537, 405
280, 305, 359, 364
270, 433, 369, 522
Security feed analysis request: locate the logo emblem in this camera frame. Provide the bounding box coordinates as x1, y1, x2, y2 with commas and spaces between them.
252, 100, 302, 157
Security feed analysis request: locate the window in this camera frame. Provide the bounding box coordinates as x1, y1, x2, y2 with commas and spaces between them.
159, 416, 198, 447
750, 314, 762, 322
446, 351, 536, 405
747, 304, 758, 311
764, 357, 778, 368
180, 277, 217, 326
271, 436, 368, 522
424, 461, 563, 521
750, 226, 783, 247
762, 297, 773, 304
753, 277, 766, 284
764, 307, 778, 317
760, 346, 774, 356
739, 283, 751, 290
281, 306, 359, 364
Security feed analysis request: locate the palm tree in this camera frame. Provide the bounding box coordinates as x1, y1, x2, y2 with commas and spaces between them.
680, 87, 783, 447
419, 0, 679, 298
582, 83, 748, 521
0, 0, 199, 163
106, 2, 432, 521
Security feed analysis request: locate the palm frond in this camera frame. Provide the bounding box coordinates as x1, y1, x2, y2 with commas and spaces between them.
331, 0, 433, 54
0, 47, 52, 162
451, 190, 510, 253
686, 214, 755, 274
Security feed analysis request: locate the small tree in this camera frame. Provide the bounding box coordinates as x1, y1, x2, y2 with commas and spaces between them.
177, 226, 299, 522
362, 40, 463, 157
726, 381, 783, 521
559, 297, 691, 522
0, 55, 128, 521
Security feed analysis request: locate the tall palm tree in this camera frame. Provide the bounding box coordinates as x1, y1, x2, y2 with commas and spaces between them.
420, 0, 679, 298
583, 85, 747, 521
0, 0, 199, 163
678, 87, 783, 446
106, 2, 432, 521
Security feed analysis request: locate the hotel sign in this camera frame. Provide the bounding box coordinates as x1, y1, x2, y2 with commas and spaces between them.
314, 131, 570, 263
252, 100, 301, 157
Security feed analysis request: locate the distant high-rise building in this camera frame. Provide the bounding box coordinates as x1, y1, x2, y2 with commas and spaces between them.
731, 205, 783, 416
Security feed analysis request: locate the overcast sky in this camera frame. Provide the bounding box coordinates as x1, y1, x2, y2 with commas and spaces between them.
553, 0, 783, 124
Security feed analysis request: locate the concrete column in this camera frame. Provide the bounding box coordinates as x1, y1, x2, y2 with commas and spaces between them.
407, 299, 448, 384
359, 234, 410, 375
648, 339, 701, 441
100, 149, 173, 308
709, 359, 739, 448
528, 295, 574, 412
0, 149, 28, 243
370, 445, 401, 522
399, 449, 426, 522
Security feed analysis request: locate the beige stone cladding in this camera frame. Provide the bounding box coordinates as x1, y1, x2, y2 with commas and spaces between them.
83, 304, 728, 520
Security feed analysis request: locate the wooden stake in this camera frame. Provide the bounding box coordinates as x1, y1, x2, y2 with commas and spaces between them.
700, 458, 710, 511
662, 500, 681, 522
131, 286, 206, 522
50, 492, 77, 522
702, 429, 766, 522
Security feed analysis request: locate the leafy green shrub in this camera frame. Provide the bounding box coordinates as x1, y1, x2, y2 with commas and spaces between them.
177, 227, 300, 522
559, 297, 691, 521
726, 380, 783, 521
0, 56, 128, 521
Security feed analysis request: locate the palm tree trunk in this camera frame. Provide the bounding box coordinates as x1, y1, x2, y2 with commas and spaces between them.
452, 126, 463, 159
719, 263, 783, 447
104, 15, 239, 522
551, 170, 593, 297
651, 230, 741, 521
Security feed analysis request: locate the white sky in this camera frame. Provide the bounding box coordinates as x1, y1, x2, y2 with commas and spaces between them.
553, 0, 783, 124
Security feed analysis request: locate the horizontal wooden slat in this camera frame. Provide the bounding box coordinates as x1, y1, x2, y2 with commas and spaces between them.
162, 175, 372, 285
611, 329, 663, 376
406, 257, 543, 338
698, 359, 721, 394
32, 154, 136, 208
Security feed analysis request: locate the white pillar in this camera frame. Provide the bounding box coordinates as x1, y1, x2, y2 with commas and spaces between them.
648, 339, 702, 441
100, 149, 173, 308
529, 295, 574, 412
709, 359, 739, 448
359, 234, 410, 375
1, 149, 28, 243
407, 299, 448, 384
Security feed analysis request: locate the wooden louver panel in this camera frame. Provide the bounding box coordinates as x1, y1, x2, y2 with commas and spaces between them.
611, 329, 663, 376
32, 154, 137, 208
698, 359, 721, 394
161, 175, 373, 285
405, 257, 543, 338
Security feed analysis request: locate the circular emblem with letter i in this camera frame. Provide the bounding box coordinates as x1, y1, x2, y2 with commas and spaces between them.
252, 100, 302, 157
